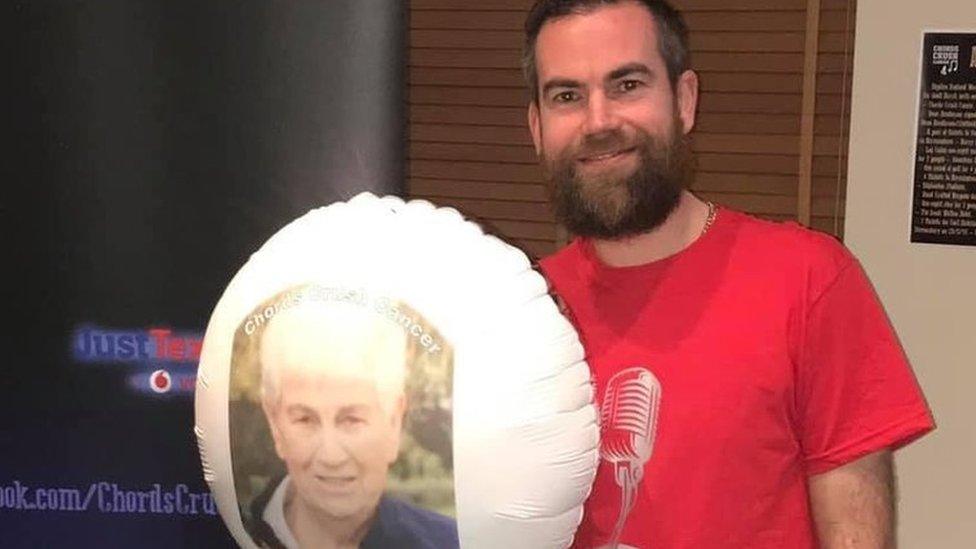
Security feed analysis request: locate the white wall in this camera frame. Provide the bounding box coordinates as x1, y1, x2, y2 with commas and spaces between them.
846, 1, 976, 547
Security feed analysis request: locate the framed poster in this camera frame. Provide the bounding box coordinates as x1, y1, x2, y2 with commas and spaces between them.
911, 32, 976, 246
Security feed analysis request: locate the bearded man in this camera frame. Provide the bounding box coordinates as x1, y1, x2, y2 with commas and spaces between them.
525, 1, 935, 548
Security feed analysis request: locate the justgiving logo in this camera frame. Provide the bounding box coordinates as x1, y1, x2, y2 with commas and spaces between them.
72, 326, 203, 364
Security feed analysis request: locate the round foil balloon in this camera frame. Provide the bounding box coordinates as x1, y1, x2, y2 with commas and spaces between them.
195, 193, 599, 549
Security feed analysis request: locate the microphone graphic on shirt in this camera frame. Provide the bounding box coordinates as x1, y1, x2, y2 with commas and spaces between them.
600, 367, 662, 549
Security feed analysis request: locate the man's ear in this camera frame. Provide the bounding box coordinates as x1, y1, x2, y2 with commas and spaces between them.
528, 100, 542, 156
676, 69, 699, 135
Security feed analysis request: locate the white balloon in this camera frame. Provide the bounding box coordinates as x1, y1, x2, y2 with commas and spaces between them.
195, 192, 598, 548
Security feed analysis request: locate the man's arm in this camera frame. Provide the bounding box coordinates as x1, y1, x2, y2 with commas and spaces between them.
808, 450, 896, 549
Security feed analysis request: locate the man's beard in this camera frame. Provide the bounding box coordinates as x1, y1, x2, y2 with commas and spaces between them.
543, 119, 693, 240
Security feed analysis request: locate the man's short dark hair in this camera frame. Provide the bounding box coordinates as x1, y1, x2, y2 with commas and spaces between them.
522, 0, 691, 103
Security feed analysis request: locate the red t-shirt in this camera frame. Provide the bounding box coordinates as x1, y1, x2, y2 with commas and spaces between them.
539, 208, 934, 549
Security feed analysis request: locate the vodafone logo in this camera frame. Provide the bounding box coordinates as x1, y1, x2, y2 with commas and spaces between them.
126, 370, 195, 396
149, 370, 172, 393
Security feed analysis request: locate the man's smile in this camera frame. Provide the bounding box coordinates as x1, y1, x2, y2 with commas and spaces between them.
577, 147, 637, 167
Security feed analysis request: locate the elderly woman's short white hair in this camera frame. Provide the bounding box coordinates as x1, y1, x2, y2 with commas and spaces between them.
257, 291, 408, 416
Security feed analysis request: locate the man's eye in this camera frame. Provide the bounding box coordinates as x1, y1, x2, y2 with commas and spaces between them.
552, 91, 579, 103
618, 80, 642, 92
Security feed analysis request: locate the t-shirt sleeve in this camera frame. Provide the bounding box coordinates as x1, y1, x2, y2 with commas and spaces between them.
796, 257, 935, 475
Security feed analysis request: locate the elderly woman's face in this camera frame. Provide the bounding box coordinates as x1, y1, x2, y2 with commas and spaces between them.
265, 364, 403, 524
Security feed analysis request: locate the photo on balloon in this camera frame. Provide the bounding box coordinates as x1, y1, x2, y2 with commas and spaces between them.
227, 283, 456, 547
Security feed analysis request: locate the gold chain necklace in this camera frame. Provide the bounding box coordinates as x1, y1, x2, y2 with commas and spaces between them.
700, 201, 718, 237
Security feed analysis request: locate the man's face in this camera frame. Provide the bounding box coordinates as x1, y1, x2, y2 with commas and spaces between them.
528, 1, 699, 238
265, 366, 403, 523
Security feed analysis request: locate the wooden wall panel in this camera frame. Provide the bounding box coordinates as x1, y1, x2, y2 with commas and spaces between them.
812, 0, 855, 236
407, 0, 856, 258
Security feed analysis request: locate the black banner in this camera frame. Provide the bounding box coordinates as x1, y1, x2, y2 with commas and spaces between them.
911, 32, 976, 246
5, 1, 404, 546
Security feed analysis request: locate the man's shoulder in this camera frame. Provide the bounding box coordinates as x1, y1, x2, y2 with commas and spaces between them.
538, 238, 592, 294
723, 207, 841, 249
539, 238, 584, 274
720, 207, 854, 277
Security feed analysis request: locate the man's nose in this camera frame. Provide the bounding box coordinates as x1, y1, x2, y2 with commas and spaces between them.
582, 92, 619, 136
